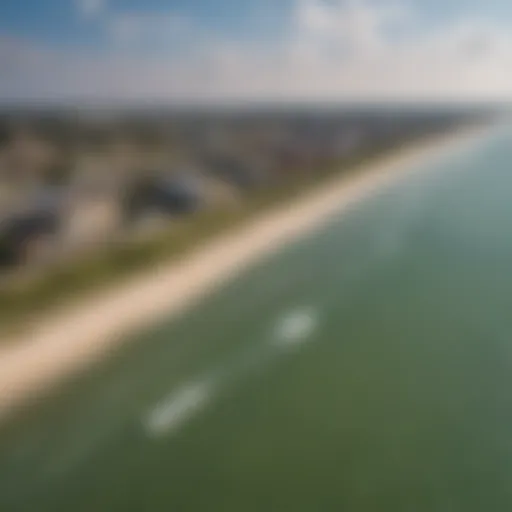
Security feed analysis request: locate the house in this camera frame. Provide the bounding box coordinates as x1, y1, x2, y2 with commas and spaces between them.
60, 192, 123, 251
1, 129, 58, 187
0, 183, 123, 268
203, 153, 271, 191
0, 188, 63, 267
122, 170, 206, 224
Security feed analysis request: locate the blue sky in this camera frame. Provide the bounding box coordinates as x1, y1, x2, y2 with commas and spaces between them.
0, 0, 510, 46
1, 0, 512, 102
0, 0, 293, 49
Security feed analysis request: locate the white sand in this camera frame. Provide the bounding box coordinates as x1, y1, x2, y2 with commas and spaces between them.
0, 124, 493, 420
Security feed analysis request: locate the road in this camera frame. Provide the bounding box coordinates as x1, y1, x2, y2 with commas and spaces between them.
0, 127, 511, 511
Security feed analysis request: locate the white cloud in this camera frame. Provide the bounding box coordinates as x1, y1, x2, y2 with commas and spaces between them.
2, 0, 512, 103
185, 0, 512, 101
295, 0, 411, 55
108, 12, 191, 48
77, 0, 106, 21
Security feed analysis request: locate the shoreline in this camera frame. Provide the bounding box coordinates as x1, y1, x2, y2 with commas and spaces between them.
0, 123, 496, 422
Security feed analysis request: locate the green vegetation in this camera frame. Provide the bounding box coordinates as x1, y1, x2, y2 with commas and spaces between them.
0, 136, 434, 338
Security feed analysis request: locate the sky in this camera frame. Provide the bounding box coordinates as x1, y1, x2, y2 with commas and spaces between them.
0, 0, 512, 104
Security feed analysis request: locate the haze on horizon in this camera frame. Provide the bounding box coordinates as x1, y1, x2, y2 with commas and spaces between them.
1, 0, 512, 105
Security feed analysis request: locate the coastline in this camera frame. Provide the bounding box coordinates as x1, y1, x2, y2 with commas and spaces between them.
0, 123, 495, 422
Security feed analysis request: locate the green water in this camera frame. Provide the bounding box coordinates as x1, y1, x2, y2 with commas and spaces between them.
1, 127, 511, 511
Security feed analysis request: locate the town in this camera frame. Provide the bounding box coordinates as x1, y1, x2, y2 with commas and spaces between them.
0, 106, 487, 282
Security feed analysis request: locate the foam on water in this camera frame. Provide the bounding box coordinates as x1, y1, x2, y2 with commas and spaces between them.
143, 307, 320, 440
144, 380, 213, 438
274, 307, 318, 347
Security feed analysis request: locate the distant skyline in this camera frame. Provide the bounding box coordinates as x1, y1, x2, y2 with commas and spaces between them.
1, 0, 512, 103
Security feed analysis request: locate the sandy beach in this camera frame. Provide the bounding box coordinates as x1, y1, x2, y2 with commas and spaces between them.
0, 123, 494, 421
